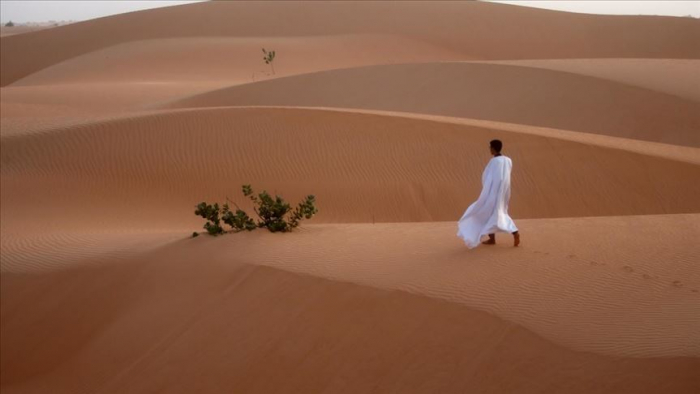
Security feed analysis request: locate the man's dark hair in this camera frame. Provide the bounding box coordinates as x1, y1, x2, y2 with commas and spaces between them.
490, 139, 503, 153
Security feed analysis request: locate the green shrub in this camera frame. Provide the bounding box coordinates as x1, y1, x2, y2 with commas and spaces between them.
194, 202, 224, 236
222, 203, 257, 232
194, 185, 317, 235
262, 48, 276, 75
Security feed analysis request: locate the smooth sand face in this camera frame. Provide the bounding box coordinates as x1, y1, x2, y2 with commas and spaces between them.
165, 62, 700, 146
2, 108, 700, 237
2, 223, 699, 393
482, 59, 700, 103
1, 1, 699, 393
9, 35, 467, 86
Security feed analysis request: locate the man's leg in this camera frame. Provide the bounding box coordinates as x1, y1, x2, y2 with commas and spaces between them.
513, 231, 520, 247
482, 233, 496, 245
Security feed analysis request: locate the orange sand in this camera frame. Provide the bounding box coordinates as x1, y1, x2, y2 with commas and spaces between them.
1, 1, 699, 393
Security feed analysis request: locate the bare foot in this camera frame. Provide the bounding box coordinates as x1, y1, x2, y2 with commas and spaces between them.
513, 232, 520, 247
482, 234, 496, 245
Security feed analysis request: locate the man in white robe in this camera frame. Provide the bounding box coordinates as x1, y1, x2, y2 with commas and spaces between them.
457, 139, 520, 248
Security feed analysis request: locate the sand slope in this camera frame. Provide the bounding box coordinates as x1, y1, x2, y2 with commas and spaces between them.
3, 108, 700, 240
9, 35, 465, 86
0, 82, 227, 136
2, 0, 699, 86
167, 63, 700, 147
2, 216, 699, 393
218, 215, 700, 358
485, 59, 700, 103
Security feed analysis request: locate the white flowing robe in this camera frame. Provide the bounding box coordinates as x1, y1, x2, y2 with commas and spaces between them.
457, 155, 518, 248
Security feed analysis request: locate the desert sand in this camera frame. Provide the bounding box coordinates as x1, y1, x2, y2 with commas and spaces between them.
1, 1, 699, 393
0, 24, 61, 38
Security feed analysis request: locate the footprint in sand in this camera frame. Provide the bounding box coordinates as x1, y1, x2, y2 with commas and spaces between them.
692, 289, 698, 293
642, 273, 655, 280
622, 266, 634, 273
672, 281, 683, 288
589, 261, 599, 266
568, 254, 576, 259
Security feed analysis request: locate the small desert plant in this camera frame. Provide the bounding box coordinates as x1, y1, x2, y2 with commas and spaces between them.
5, 21, 15, 27
284, 194, 318, 229
243, 185, 318, 232
262, 48, 276, 75
194, 202, 225, 236
221, 202, 257, 232
194, 185, 317, 235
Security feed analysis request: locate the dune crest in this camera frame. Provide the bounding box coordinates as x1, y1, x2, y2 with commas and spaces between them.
3, 108, 700, 236
10, 35, 465, 86
481, 59, 700, 103
2, 0, 699, 86
166, 62, 700, 147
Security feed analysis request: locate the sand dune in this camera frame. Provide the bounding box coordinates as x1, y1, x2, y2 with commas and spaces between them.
3, 108, 700, 239
0, 82, 226, 135
10, 35, 465, 86
167, 62, 700, 147
2, 1, 700, 392
484, 59, 700, 103
2, 216, 699, 393
314, 108, 700, 165
0, 25, 57, 38
2, 0, 699, 86
0, 230, 179, 274
219, 215, 700, 358
8, 58, 699, 148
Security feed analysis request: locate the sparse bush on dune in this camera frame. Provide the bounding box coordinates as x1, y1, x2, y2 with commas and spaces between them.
262, 48, 276, 75
221, 199, 257, 232
5, 21, 15, 27
194, 185, 317, 236
194, 202, 225, 236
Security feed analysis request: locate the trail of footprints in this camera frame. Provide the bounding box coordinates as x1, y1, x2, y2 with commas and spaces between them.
532, 250, 698, 293
616, 264, 695, 291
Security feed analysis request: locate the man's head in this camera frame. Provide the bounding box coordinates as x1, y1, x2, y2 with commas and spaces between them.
490, 139, 503, 156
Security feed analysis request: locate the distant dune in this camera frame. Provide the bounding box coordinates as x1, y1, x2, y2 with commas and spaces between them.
9, 35, 466, 86
166, 62, 700, 147
2, 1, 699, 393
2, 0, 699, 86
0, 25, 58, 37
482, 59, 700, 103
